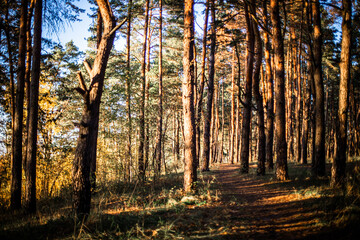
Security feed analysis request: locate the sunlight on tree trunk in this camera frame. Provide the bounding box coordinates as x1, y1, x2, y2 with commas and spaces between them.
332, 0, 351, 187
11, 0, 28, 211
270, 0, 288, 181
183, 0, 197, 192
72, 0, 126, 219
240, 1, 254, 174
202, 0, 216, 172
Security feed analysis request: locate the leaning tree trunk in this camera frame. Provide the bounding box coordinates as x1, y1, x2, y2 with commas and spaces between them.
73, 0, 126, 219
89, 8, 103, 191
270, 0, 288, 180
183, 0, 197, 192
11, 0, 28, 210
312, 0, 325, 177
331, 0, 351, 186
201, 0, 216, 172
240, 2, 254, 173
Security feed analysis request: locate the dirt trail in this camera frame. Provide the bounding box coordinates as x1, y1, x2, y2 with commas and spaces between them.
206, 163, 351, 239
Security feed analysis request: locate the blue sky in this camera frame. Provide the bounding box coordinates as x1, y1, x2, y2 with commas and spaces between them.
48, 0, 92, 52
47, 0, 206, 52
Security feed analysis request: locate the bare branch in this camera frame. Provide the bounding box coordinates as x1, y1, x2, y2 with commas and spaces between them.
75, 87, 86, 96
108, 17, 128, 37
77, 71, 87, 92
83, 60, 93, 78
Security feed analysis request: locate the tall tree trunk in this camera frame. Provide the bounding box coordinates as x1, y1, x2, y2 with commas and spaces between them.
331, 0, 351, 186
196, 0, 209, 162
210, 84, 218, 164
201, 0, 216, 172
252, 19, 265, 176
24, 0, 34, 171
220, 82, 225, 163
295, 4, 304, 163
229, 49, 236, 164
263, 0, 274, 170
4, 0, 16, 201
11, 0, 28, 210
25, 0, 41, 214
145, 3, 153, 176
154, 0, 163, 178
89, 8, 104, 191
234, 43, 242, 164
183, 0, 197, 192
138, 0, 150, 181
305, 0, 316, 166
240, 2, 254, 173
73, 0, 125, 218
285, 41, 293, 161
125, 0, 132, 182
312, 0, 325, 177
301, 60, 311, 164
270, 0, 288, 180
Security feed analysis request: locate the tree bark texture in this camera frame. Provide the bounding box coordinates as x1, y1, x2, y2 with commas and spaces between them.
270, 0, 288, 180
229, 49, 236, 164
196, 0, 209, 162
25, 0, 42, 214
301, 61, 311, 164
73, 0, 122, 218
138, 0, 150, 181
202, 0, 216, 172
252, 19, 265, 176
183, 0, 197, 192
332, 0, 351, 186
311, 0, 325, 177
11, 0, 28, 210
240, 2, 254, 173
263, 0, 274, 170
155, 0, 163, 178
125, 0, 132, 182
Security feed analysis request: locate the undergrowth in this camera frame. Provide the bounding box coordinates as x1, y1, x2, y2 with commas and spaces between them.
0, 172, 218, 239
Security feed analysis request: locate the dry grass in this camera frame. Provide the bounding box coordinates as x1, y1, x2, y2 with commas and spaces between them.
1, 162, 360, 239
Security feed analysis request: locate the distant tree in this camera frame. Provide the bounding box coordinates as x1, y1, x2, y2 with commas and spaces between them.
125, 0, 132, 182
154, 0, 163, 178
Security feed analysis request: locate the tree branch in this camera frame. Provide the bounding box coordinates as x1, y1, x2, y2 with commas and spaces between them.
83, 60, 93, 78
108, 17, 128, 37
77, 71, 88, 92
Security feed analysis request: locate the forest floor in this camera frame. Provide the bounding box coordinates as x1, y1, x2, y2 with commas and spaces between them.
1, 162, 360, 239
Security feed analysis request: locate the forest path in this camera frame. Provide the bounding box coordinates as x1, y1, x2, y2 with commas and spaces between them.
205, 163, 344, 239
